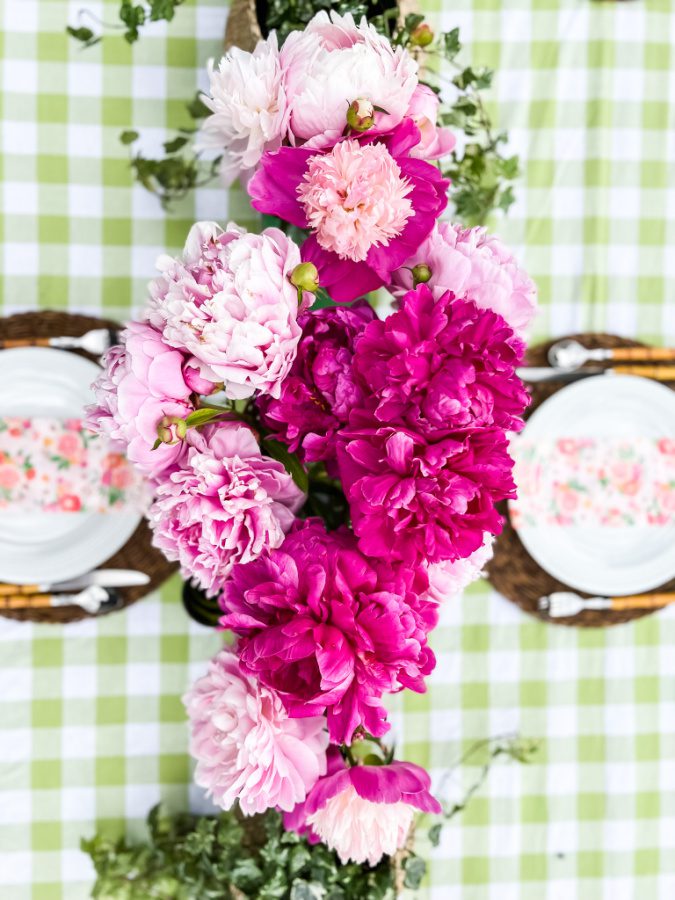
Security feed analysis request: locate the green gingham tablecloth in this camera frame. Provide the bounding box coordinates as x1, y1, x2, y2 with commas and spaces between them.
2, 1, 675, 897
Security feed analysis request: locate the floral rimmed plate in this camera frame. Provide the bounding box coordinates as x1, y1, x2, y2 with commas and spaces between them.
510, 375, 675, 597
0, 347, 141, 584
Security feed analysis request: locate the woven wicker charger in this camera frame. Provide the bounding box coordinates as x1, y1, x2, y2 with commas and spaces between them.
0, 310, 177, 624
486, 333, 675, 628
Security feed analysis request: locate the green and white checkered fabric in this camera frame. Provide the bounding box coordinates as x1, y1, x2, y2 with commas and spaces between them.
2, 0, 675, 898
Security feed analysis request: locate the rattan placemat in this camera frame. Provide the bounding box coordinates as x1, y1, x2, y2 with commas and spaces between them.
486, 333, 675, 627
0, 310, 178, 624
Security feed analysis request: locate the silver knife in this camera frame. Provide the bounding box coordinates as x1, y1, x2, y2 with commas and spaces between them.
0, 569, 150, 594
517, 366, 615, 383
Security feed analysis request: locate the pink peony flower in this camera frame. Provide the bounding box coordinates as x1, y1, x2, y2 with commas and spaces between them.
353, 285, 529, 437
390, 222, 537, 337
198, 34, 289, 186
406, 84, 456, 161
337, 426, 515, 566
184, 649, 328, 815
297, 140, 413, 263
148, 424, 304, 596
248, 120, 449, 302
280, 11, 418, 149
146, 221, 310, 400
422, 536, 494, 602
220, 519, 437, 744
256, 301, 376, 466
287, 756, 441, 866
87, 322, 193, 478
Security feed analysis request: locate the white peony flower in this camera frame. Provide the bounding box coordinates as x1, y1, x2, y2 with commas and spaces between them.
280, 11, 418, 149
199, 34, 289, 186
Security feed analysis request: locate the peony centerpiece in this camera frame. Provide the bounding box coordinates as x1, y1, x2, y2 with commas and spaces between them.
88, 8, 537, 876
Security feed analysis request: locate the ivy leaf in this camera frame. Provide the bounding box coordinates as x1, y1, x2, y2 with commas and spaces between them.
66, 25, 101, 48
403, 855, 427, 889
163, 135, 189, 153
428, 822, 443, 847
442, 27, 461, 61
262, 439, 309, 493
120, 130, 139, 145
186, 92, 211, 120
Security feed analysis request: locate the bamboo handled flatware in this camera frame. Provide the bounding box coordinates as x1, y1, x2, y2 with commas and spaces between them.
548, 339, 675, 369
539, 591, 675, 618
0, 585, 123, 614
0, 328, 118, 355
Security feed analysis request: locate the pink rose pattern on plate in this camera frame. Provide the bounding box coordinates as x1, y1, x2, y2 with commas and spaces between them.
0, 417, 145, 513
511, 437, 675, 528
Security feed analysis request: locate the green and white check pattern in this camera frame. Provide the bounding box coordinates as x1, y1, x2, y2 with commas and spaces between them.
2, 0, 675, 897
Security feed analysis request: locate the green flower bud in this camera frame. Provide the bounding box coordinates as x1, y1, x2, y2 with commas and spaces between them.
156, 415, 187, 445
346, 97, 376, 133
411, 263, 432, 286
410, 23, 434, 48
290, 262, 320, 295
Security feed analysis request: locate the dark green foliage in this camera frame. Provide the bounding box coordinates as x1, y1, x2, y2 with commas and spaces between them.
83, 806, 403, 899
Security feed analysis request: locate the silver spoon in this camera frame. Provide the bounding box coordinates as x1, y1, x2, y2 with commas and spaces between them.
0, 328, 119, 356
547, 339, 613, 370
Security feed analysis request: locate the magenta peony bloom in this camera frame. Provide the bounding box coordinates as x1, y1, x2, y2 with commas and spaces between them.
280, 11, 418, 149
256, 301, 376, 465
353, 285, 529, 437
406, 84, 456, 161
287, 757, 441, 866
220, 519, 437, 744
337, 426, 515, 566
146, 221, 312, 400
248, 120, 449, 302
87, 321, 193, 478
390, 222, 537, 337
148, 424, 304, 596
184, 649, 328, 815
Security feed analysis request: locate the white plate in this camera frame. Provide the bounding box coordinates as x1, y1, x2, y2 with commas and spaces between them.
0, 348, 141, 584
511, 375, 675, 596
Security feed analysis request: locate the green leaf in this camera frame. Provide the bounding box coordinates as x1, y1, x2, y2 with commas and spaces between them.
262, 439, 309, 493
403, 855, 427, 890
120, 130, 139, 145
186, 92, 211, 120
185, 408, 222, 428
66, 25, 101, 48
442, 27, 461, 61
163, 135, 189, 153
428, 822, 443, 847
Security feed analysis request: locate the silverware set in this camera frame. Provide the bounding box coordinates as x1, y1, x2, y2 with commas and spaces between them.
518, 338, 675, 383
0, 327, 118, 357
0, 569, 150, 614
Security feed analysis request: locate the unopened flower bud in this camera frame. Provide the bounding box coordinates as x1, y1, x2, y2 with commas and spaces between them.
410, 23, 434, 48
290, 262, 320, 294
346, 97, 376, 133
412, 263, 432, 286
156, 415, 187, 445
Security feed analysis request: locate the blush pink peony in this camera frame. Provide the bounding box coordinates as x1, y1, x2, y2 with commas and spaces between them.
390, 222, 537, 337
184, 648, 328, 815
280, 11, 418, 149
422, 536, 494, 602
146, 221, 310, 400
148, 424, 304, 596
406, 84, 456, 161
87, 321, 193, 478
289, 758, 441, 866
199, 34, 289, 186
220, 519, 437, 744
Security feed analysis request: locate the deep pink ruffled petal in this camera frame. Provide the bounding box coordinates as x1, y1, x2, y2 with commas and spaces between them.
301, 237, 384, 303
248, 147, 313, 228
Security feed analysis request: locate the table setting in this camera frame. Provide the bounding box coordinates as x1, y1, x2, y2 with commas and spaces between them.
3, 0, 675, 898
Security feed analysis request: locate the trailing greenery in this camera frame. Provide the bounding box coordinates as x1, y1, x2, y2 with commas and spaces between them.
68, 0, 187, 46
83, 806, 411, 899
82, 737, 538, 898
67, 3, 518, 227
